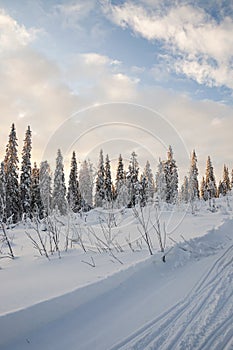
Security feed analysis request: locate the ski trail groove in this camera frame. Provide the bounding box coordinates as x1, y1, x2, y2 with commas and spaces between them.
111, 243, 233, 350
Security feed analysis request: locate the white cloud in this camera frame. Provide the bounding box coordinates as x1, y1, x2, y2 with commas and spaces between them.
66, 52, 139, 100
0, 9, 38, 52
174, 57, 233, 89
103, 1, 233, 89
54, 0, 96, 28
0, 9, 80, 162
81, 52, 120, 66
0, 6, 232, 182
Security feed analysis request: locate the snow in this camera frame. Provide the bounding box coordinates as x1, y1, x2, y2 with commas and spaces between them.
0, 198, 233, 349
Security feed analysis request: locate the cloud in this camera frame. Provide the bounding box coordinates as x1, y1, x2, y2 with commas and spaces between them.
66, 52, 139, 100
136, 86, 233, 179
103, 1, 233, 89
54, 0, 96, 28
0, 9, 80, 162
0, 6, 139, 164
0, 9, 38, 52
81, 52, 121, 67
54, 0, 95, 27
0, 5, 232, 183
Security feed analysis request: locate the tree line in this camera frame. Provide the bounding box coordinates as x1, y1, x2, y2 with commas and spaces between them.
0, 123, 232, 222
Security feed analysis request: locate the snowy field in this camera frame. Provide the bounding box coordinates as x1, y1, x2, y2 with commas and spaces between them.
0, 198, 233, 350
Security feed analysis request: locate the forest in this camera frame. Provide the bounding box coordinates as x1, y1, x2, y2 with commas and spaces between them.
1, 123, 232, 225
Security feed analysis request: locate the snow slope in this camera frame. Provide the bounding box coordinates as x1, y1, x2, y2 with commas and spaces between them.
0, 202, 233, 349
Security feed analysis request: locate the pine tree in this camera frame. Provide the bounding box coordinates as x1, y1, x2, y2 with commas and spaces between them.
163, 146, 178, 204
221, 164, 231, 196
155, 158, 166, 202
205, 156, 217, 199
39, 160, 52, 216
104, 154, 112, 202
0, 162, 6, 220
31, 162, 44, 218
126, 151, 140, 207
142, 160, 155, 203
20, 126, 32, 217
52, 149, 67, 215
79, 159, 93, 209
67, 151, 81, 212
189, 150, 199, 200
4, 123, 20, 222
95, 149, 105, 207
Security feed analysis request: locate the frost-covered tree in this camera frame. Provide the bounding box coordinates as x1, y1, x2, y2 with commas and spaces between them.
180, 176, 189, 203
188, 150, 199, 200
4, 123, 20, 222
104, 154, 112, 202
142, 160, 155, 203
139, 174, 147, 207
200, 176, 208, 201
39, 160, 52, 216
20, 126, 32, 217
31, 162, 44, 218
163, 146, 178, 204
67, 151, 81, 212
205, 156, 217, 199
155, 158, 166, 202
79, 159, 93, 209
116, 182, 129, 208
218, 180, 224, 197
0, 162, 6, 220
95, 149, 105, 207
52, 149, 67, 215
221, 164, 231, 196
115, 154, 125, 196
126, 151, 140, 207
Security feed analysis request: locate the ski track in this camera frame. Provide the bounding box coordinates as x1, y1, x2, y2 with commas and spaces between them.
111, 244, 233, 350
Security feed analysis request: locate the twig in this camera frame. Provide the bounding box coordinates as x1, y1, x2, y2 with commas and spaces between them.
81, 256, 96, 267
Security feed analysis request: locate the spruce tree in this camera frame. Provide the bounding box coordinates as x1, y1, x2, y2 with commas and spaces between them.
95, 149, 105, 207
52, 149, 67, 215
221, 164, 231, 196
163, 146, 178, 204
116, 181, 129, 208
218, 180, 224, 197
4, 123, 20, 222
126, 151, 140, 207
0, 162, 6, 220
67, 151, 81, 212
31, 162, 44, 218
200, 176, 208, 201
142, 160, 155, 203
205, 156, 217, 199
79, 159, 93, 209
20, 126, 32, 217
115, 154, 125, 197
155, 158, 166, 202
180, 176, 189, 203
139, 174, 147, 207
189, 150, 199, 200
39, 160, 52, 216
104, 154, 112, 202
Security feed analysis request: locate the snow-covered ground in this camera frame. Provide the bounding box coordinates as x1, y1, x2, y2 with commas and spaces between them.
0, 198, 233, 350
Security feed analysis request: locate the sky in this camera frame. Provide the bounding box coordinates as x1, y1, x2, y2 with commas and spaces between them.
0, 0, 232, 181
